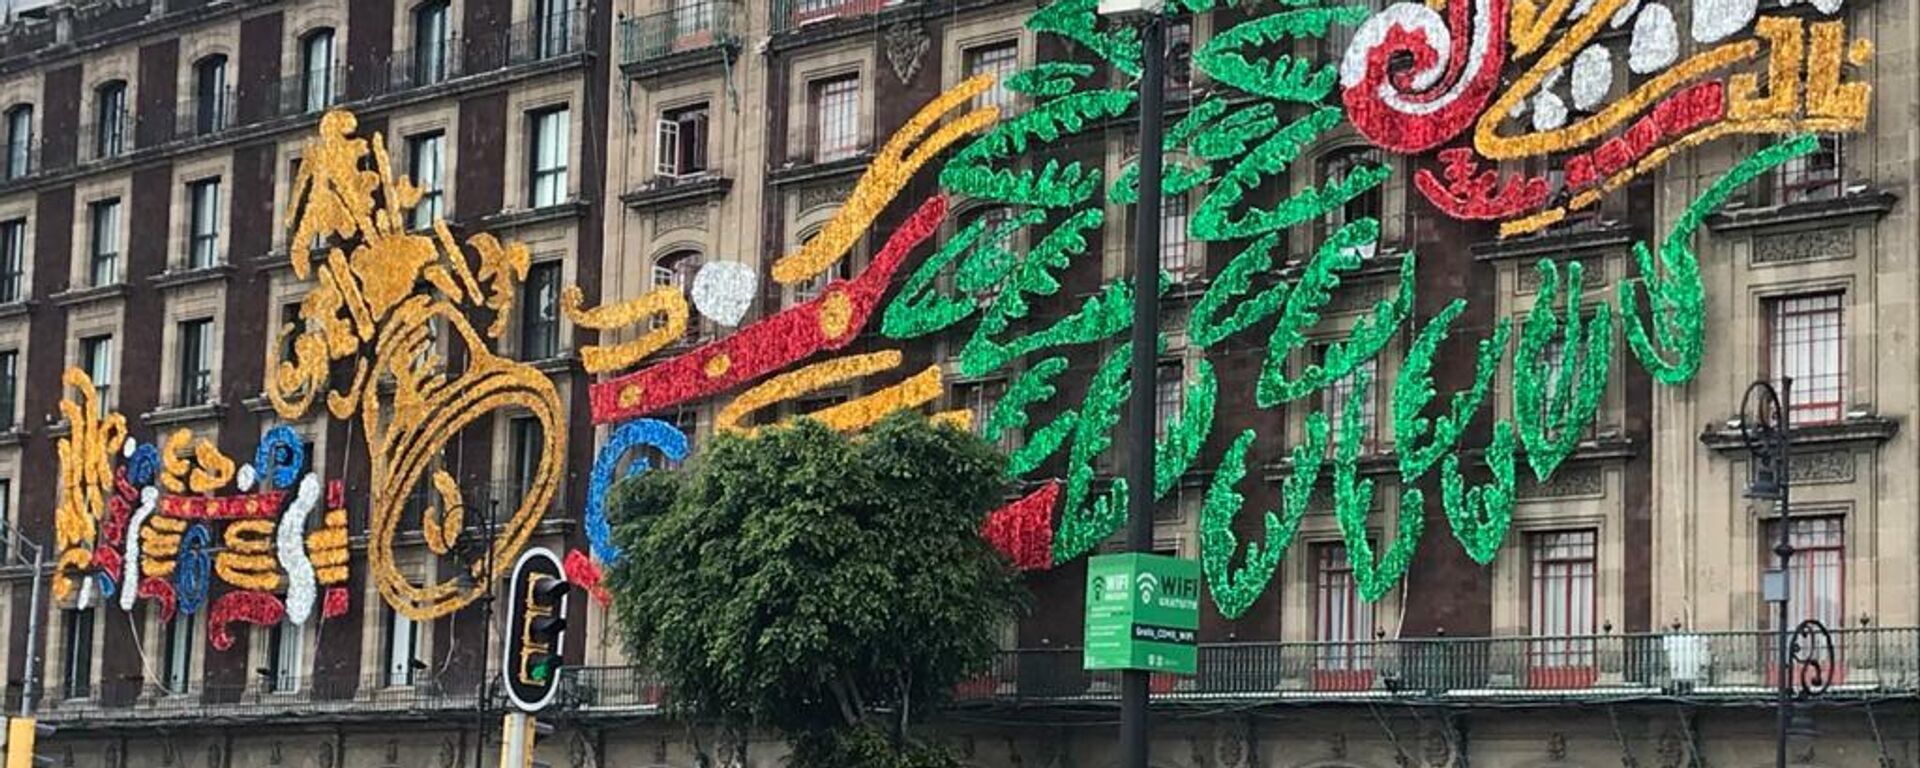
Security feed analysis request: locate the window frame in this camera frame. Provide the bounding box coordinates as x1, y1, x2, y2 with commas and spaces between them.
62, 608, 93, 699
1763, 292, 1846, 424
302, 29, 337, 113
1311, 542, 1375, 689
0, 217, 24, 302
0, 350, 15, 430
527, 107, 571, 208
519, 260, 562, 360
93, 82, 127, 159
194, 55, 229, 135
412, 0, 452, 85
4, 104, 31, 179
176, 318, 214, 407
808, 74, 861, 163
407, 132, 446, 230
656, 102, 711, 179
187, 178, 222, 269
81, 334, 114, 417
163, 614, 195, 694
962, 41, 1020, 114
89, 198, 121, 286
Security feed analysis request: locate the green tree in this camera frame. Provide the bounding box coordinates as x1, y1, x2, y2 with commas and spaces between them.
604, 413, 1026, 768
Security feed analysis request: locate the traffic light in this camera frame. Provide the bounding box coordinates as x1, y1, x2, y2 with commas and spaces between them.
503, 547, 572, 712
3, 716, 56, 768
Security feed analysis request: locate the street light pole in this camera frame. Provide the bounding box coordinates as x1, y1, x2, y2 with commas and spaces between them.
1739, 377, 1797, 768
1120, 9, 1165, 768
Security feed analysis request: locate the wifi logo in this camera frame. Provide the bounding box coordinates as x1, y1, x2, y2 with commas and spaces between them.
1135, 572, 1159, 605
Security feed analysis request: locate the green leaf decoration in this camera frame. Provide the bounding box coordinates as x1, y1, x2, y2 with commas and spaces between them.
991, 358, 1079, 477
940, 89, 1135, 209
1188, 232, 1286, 349
1442, 421, 1518, 565
1327, 367, 1422, 602
1256, 222, 1411, 406
1026, 0, 1142, 75
1193, 7, 1369, 102
1153, 357, 1218, 499
880, 208, 1044, 340
1514, 259, 1614, 481
1200, 421, 1322, 619
1392, 299, 1511, 482
1192, 106, 1384, 241
1620, 134, 1817, 385
1051, 343, 1135, 562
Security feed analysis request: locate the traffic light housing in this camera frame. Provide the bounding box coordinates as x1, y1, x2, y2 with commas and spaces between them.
4, 717, 56, 768
504, 547, 572, 712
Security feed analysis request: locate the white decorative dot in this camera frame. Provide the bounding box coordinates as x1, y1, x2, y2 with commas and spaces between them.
690, 261, 758, 327
1571, 45, 1614, 111
1629, 4, 1680, 73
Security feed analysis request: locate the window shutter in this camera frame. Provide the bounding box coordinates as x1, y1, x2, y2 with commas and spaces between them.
655, 119, 680, 178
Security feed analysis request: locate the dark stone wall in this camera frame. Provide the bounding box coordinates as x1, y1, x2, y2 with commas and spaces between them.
235, 12, 285, 125
135, 39, 179, 149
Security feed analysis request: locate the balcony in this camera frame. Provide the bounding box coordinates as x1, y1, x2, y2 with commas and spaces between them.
174, 88, 234, 141
774, 0, 898, 33
951, 628, 1920, 705
78, 113, 132, 164
366, 11, 587, 99
619, 0, 741, 78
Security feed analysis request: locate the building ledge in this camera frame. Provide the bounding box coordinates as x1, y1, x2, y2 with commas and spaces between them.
0, 426, 27, 447
1700, 414, 1900, 453
1704, 189, 1898, 234
142, 401, 228, 428
530, 354, 577, 376
1472, 222, 1637, 262
620, 40, 741, 81
770, 154, 872, 187
620, 174, 732, 210
150, 262, 236, 290
475, 199, 590, 231
0, 299, 31, 320
51, 282, 128, 308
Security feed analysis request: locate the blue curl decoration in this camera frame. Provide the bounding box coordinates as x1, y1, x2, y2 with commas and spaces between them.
253, 426, 308, 490
584, 419, 688, 564
176, 524, 213, 616
126, 443, 161, 487
94, 571, 116, 599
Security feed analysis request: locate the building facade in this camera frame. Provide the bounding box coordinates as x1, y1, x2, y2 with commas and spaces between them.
0, 0, 1909, 764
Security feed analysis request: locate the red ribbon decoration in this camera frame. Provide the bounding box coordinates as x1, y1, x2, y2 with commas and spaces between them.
981, 480, 1060, 571
564, 549, 613, 606
590, 194, 950, 424
322, 587, 350, 619
138, 577, 177, 624
208, 591, 287, 651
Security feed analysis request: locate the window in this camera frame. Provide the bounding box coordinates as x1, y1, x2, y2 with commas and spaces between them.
94, 82, 127, 159
1321, 353, 1377, 447
1160, 193, 1191, 279
521, 261, 561, 359
964, 43, 1019, 114
187, 178, 222, 268
81, 335, 114, 417
1767, 516, 1845, 632
266, 623, 304, 693
535, 0, 573, 58
793, 254, 849, 304
1773, 135, 1842, 205
0, 479, 10, 561
89, 198, 120, 286
1321, 148, 1384, 239
385, 607, 419, 687
194, 55, 228, 135
177, 318, 214, 407
809, 75, 860, 162
955, 379, 1012, 451
1312, 544, 1374, 689
413, 0, 452, 85
528, 107, 570, 207
277, 303, 302, 365
0, 352, 11, 431
652, 251, 700, 331
0, 218, 23, 302
4, 105, 30, 179
163, 616, 194, 694
302, 29, 335, 112
1765, 293, 1845, 424
62, 608, 93, 699
1528, 530, 1597, 686
655, 103, 710, 179
670, 0, 716, 47
509, 416, 543, 508
1165, 19, 1193, 99
1154, 361, 1183, 440
407, 132, 445, 229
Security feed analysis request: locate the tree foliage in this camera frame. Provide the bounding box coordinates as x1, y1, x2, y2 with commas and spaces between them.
604, 413, 1025, 766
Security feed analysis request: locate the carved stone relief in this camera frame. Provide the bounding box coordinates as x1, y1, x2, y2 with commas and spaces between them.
654, 204, 708, 234
1790, 448, 1854, 485
1518, 255, 1610, 294
885, 23, 930, 84
797, 181, 853, 214
1753, 227, 1853, 266
1517, 466, 1606, 499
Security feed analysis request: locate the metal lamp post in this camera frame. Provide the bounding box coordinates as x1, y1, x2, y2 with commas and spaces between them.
1739, 378, 1833, 768
4, 527, 46, 720
1094, 0, 1166, 765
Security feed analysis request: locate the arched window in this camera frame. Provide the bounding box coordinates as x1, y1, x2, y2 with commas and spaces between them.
1318, 147, 1383, 242
534, 0, 573, 59
653, 249, 702, 332
93, 82, 127, 159
301, 29, 336, 113
413, 0, 452, 86
4, 104, 32, 179
193, 55, 229, 135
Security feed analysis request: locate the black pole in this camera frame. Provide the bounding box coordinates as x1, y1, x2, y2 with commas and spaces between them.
1121, 13, 1165, 768
1773, 378, 1793, 768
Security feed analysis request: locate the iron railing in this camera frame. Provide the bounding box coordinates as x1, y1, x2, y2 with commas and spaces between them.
175, 88, 234, 140
31, 629, 1919, 726
80, 112, 132, 163
620, 0, 739, 65
272, 66, 348, 118
773, 0, 894, 32
954, 628, 1920, 703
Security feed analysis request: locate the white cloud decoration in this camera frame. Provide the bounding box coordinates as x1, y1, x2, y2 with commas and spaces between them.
1692, 0, 1757, 43
1571, 45, 1614, 111
1629, 4, 1680, 74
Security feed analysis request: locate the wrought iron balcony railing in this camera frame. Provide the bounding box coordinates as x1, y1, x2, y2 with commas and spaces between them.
31, 628, 1918, 728
620, 0, 740, 66
952, 628, 1920, 704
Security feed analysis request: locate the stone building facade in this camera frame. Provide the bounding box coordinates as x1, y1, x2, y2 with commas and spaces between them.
0, 0, 1908, 764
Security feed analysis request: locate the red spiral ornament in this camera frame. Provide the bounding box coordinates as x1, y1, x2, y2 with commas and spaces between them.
1339, 0, 1509, 153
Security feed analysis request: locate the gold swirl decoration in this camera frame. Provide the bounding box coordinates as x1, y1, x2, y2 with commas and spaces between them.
273, 111, 565, 621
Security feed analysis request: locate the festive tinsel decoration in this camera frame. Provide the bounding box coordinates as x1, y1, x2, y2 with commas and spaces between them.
958, 211, 1139, 378
940, 84, 1133, 208
983, 481, 1059, 570
1195, 7, 1365, 103
208, 591, 287, 652
1390, 301, 1511, 482
1327, 369, 1423, 603
1442, 422, 1518, 564
591, 195, 946, 424
563, 549, 613, 605
322, 587, 350, 619
254, 426, 308, 490
176, 524, 212, 616
1339, 0, 1509, 153
1153, 359, 1217, 499
217, 519, 284, 592
882, 208, 1043, 340
770, 76, 995, 285
1514, 260, 1615, 481
307, 507, 351, 587
1187, 233, 1284, 349
561, 285, 689, 374
277, 474, 323, 624
118, 487, 159, 612
54, 368, 125, 600
1192, 107, 1383, 241
584, 418, 689, 564
1026, 0, 1140, 75
1620, 134, 1816, 385
1255, 223, 1410, 407
1050, 344, 1133, 563
689, 261, 758, 327
1200, 419, 1323, 619
991, 358, 1077, 477
278, 109, 565, 621
138, 577, 177, 624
